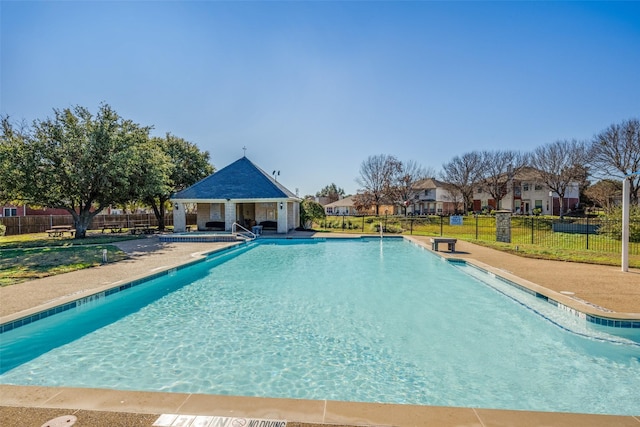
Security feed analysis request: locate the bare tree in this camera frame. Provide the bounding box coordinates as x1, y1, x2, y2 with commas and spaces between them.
589, 118, 640, 205
440, 151, 484, 213
584, 179, 623, 213
392, 160, 433, 215
356, 154, 401, 215
479, 150, 529, 211
530, 140, 588, 218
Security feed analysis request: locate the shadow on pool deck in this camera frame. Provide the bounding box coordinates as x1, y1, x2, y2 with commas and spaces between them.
1, 233, 640, 427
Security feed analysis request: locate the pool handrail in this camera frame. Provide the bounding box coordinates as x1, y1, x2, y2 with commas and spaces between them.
232, 222, 257, 240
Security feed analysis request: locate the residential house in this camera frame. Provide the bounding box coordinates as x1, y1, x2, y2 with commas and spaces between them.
323, 196, 399, 216
324, 196, 358, 216
407, 178, 460, 215
0, 205, 69, 217
472, 167, 580, 215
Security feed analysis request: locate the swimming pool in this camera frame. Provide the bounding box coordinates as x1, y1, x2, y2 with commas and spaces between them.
1, 238, 639, 415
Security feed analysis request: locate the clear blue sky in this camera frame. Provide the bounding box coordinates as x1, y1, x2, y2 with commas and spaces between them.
2, 1, 639, 197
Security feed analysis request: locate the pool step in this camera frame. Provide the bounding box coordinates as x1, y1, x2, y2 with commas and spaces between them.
159, 234, 243, 243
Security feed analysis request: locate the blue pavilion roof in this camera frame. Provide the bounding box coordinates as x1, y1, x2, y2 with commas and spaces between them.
172, 157, 298, 200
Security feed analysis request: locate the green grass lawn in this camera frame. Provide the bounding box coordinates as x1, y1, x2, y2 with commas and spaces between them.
316, 215, 640, 269
0, 231, 140, 286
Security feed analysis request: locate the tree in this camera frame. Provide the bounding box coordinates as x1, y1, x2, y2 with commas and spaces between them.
0, 104, 162, 238
300, 198, 325, 229
0, 117, 31, 204
353, 191, 376, 214
391, 160, 432, 215
315, 183, 345, 204
139, 134, 214, 231
479, 150, 529, 211
589, 118, 640, 205
440, 151, 484, 213
530, 139, 588, 218
584, 179, 623, 212
356, 154, 401, 215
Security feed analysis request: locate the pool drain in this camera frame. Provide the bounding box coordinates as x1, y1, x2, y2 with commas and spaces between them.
41, 415, 77, 427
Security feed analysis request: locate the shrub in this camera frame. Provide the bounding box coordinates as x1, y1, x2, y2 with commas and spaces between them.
599, 206, 640, 242
0, 224, 5, 237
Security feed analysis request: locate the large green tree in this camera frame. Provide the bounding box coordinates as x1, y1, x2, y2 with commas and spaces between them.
300, 198, 325, 229
315, 183, 345, 204
0, 104, 166, 238
140, 133, 214, 231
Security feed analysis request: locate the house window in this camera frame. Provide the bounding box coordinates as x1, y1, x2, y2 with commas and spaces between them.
326, 207, 333, 214
535, 184, 543, 191
535, 200, 543, 209
3, 208, 17, 217
523, 184, 529, 192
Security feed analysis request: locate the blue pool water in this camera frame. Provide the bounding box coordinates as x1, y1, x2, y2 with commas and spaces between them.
1, 238, 639, 415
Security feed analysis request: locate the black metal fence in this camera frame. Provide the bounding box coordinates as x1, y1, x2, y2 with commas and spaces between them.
318, 214, 640, 255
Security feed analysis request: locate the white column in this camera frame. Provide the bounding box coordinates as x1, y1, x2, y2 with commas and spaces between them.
277, 200, 287, 233
173, 202, 186, 232
225, 201, 235, 231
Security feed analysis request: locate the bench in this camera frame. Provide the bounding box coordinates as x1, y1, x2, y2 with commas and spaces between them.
204, 221, 226, 231
259, 220, 277, 231
102, 223, 123, 233
46, 225, 75, 238
130, 223, 155, 235
430, 238, 457, 252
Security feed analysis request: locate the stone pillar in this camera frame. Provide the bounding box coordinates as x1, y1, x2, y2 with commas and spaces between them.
495, 210, 511, 243
173, 202, 186, 233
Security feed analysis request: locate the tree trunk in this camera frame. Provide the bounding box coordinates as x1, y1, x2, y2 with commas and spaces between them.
558, 194, 565, 219
149, 197, 167, 231
71, 208, 97, 238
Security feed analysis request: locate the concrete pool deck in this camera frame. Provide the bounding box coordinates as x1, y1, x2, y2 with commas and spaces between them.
1, 233, 639, 426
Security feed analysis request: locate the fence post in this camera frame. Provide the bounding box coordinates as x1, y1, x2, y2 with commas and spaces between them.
475, 215, 478, 240
410, 218, 414, 235
586, 216, 590, 250
440, 215, 443, 236
531, 217, 534, 244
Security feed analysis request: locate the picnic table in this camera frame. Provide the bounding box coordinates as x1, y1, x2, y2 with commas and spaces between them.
46, 225, 76, 238
130, 222, 155, 235
102, 223, 124, 233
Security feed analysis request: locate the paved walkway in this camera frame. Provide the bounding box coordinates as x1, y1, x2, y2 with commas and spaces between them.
409, 236, 640, 316
1, 233, 639, 427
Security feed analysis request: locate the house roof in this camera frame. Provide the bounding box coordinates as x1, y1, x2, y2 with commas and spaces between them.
172, 157, 299, 201
324, 196, 356, 208
412, 178, 447, 190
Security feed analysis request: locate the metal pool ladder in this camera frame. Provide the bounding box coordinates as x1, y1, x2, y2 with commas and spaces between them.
232, 222, 257, 241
